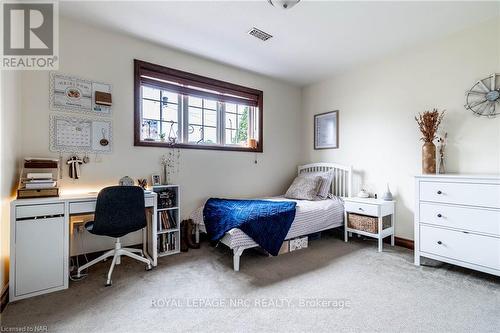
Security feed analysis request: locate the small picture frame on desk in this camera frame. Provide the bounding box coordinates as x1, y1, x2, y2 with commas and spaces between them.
151, 174, 161, 186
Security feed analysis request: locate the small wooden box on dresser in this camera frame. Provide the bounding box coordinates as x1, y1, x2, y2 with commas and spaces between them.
414, 175, 500, 276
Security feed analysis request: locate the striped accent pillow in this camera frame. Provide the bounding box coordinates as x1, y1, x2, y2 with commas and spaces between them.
302, 171, 334, 199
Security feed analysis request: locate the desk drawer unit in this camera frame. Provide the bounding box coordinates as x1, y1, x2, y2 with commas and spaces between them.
15, 216, 65, 298
69, 201, 96, 214
415, 175, 500, 277
11, 202, 67, 301
70, 197, 155, 214
145, 196, 154, 207
16, 203, 64, 219
10, 192, 158, 302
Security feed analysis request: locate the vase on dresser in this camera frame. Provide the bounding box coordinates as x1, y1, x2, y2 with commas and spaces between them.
421, 142, 436, 174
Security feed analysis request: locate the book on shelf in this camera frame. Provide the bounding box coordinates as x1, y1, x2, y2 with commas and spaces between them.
159, 210, 177, 230
168, 210, 177, 228
158, 232, 177, 253
171, 233, 176, 251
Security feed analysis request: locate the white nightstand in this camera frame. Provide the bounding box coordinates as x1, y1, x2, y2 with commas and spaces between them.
343, 197, 395, 252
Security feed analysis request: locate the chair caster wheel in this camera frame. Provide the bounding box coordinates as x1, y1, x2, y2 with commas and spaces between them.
105, 281, 112, 287
145, 265, 152, 271
72, 274, 86, 281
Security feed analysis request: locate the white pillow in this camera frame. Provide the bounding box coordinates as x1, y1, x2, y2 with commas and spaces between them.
303, 171, 334, 199
285, 175, 321, 201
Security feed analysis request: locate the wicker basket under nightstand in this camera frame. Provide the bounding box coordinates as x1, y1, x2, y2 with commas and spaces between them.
344, 197, 395, 252
347, 213, 392, 234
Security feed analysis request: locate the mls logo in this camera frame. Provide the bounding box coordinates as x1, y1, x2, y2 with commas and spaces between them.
1, 1, 58, 69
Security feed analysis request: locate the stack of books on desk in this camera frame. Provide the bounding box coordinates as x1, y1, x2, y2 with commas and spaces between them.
24, 173, 57, 189
18, 158, 59, 199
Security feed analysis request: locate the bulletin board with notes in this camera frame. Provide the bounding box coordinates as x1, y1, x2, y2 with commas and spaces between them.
49, 73, 112, 116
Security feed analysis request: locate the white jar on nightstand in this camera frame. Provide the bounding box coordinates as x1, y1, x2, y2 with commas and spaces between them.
343, 197, 395, 252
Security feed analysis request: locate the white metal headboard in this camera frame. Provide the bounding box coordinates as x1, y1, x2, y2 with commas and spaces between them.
298, 163, 352, 198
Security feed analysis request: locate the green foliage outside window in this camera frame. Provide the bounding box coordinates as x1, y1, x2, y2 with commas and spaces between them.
234, 107, 248, 144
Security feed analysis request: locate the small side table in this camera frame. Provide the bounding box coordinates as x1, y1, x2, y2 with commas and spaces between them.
343, 197, 395, 252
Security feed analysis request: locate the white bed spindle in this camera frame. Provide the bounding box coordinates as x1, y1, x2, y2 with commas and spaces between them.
297, 163, 351, 198
340, 170, 343, 196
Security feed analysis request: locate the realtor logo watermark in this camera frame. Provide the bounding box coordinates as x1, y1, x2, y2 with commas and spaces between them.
151, 297, 351, 310
0, 1, 59, 69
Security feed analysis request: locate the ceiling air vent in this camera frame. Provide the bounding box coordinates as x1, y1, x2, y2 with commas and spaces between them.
248, 27, 273, 41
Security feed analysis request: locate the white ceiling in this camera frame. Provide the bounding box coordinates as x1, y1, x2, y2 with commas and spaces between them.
60, 1, 500, 86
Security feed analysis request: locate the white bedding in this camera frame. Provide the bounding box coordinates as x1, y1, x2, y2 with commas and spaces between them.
190, 196, 345, 250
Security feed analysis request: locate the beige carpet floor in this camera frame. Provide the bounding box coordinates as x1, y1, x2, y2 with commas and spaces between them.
1, 232, 499, 333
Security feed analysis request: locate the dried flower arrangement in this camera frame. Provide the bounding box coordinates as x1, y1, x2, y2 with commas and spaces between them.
437, 132, 448, 174
160, 142, 180, 185
415, 109, 445, 143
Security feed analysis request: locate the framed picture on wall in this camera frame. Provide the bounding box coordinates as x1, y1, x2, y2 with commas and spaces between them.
314, 110, 339, 149
151, 174, 161, 186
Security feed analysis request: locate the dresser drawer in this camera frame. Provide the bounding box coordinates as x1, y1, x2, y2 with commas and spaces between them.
344, 201, 378, 216
420, 203, 500, 236
420, 181, 500, 208
420, 225, 500, 270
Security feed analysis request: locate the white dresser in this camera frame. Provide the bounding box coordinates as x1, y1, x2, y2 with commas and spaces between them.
414, 175, 500, 276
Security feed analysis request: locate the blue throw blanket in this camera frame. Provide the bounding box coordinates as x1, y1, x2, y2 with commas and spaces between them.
203, 198, 297, 256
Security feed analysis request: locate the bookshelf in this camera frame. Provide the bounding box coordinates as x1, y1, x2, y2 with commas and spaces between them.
152, 185, 180, 259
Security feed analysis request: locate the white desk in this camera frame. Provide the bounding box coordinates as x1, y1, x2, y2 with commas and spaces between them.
10, 191, 158, 302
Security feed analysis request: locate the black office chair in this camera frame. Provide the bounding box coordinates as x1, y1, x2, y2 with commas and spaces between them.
76, 186, 152, 286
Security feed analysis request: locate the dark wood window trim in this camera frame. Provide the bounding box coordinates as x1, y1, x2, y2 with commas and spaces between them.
134, 59, 264, 153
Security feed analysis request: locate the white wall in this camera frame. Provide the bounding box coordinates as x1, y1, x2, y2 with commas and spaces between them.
0, 71, 22, 294
20, 17, 303, 219
301, 18, 500, 240
5, 14, 499, 295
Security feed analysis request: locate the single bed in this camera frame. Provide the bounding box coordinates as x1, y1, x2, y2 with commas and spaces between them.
191, 163, 352, 271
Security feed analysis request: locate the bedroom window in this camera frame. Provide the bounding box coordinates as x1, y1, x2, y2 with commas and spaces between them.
134, 59, 263, 152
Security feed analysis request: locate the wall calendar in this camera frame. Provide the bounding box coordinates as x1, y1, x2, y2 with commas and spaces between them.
50, 114, 112, 153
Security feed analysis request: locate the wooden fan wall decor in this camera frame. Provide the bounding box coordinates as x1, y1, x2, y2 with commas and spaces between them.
465, 73, 500, 117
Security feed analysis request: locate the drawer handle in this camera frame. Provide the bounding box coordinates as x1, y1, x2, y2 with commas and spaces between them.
437, 214, 442, 218
358, 207, 364, 211
437, 190, 442, 195
437, 241, 442, 245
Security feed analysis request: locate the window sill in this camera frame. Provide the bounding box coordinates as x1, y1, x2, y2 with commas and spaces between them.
134, 140, 263, 153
